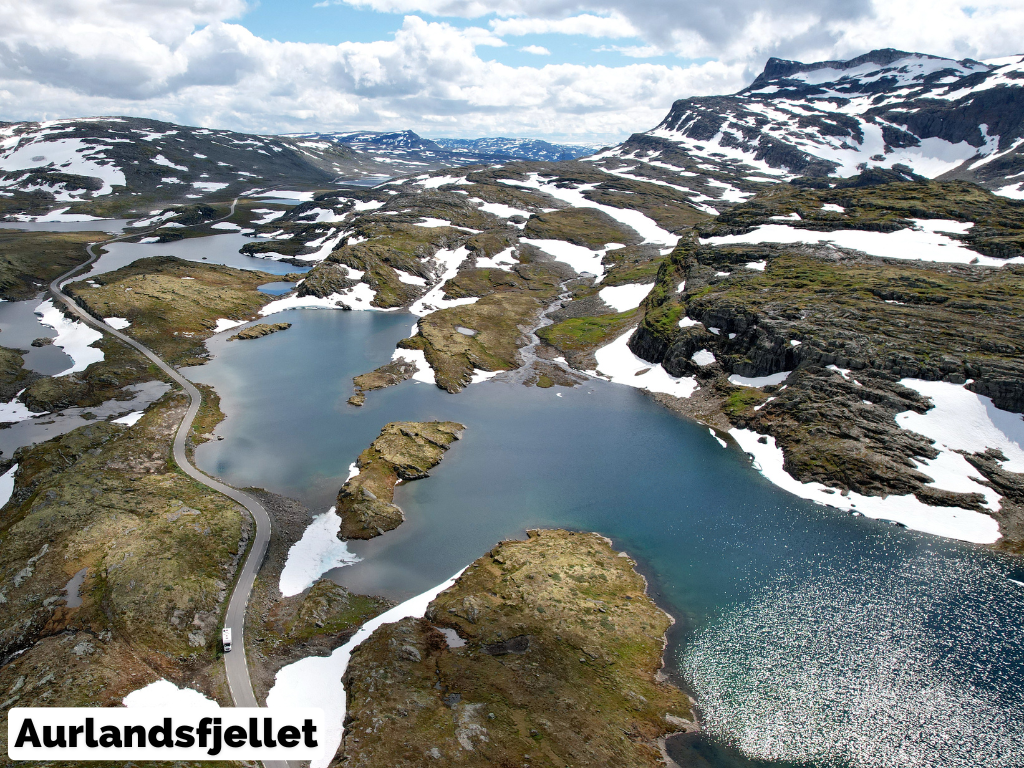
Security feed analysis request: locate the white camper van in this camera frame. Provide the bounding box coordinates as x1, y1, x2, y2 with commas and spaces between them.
222, 627, 232, 653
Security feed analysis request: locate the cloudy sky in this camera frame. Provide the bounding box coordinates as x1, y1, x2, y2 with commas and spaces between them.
0, 0, 1021, 143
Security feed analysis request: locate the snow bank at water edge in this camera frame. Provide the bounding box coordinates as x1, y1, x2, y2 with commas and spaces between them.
123, 679, 219, 709
391, 348, 436, 385
279, 507, 361, 597
213, 318, 245, 334
703, 220, 1024, 267
598, 282, 653, 312
14, 207, 102, 223
0, 391, 37, 424
35, 300, 104, 375
267, 568, 467, 768
729, 429, 1000, 544
589, 330, 698, 399
260, 291, 401, 316
255, 190, 316, 202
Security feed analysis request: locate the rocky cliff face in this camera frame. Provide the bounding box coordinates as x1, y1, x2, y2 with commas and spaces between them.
589, 49, 1024, 200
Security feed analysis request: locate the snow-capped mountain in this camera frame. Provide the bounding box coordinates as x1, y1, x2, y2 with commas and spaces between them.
0, 117, 399, 207
432, 137, 593, 162
590, 49, 1024, 200
293, 130, 593, 169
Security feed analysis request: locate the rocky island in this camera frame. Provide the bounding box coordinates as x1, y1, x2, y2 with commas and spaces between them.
337, 421, 466, 539
339, 529, 693, 767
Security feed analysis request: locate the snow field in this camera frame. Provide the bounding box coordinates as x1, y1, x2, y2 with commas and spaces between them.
266, 569, 467, 768
279, 507, 361, 597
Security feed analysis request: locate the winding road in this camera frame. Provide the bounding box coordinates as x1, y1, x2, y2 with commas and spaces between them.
47, 202, 288, 768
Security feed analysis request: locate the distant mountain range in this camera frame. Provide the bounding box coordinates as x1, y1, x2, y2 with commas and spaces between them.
2, 48, 1023, 218
589, 49, 1024, 200
288, 130, 595, 165
0, 120, 595, 214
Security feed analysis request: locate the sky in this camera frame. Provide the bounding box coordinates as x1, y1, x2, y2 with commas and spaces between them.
0, 0, 1021, 144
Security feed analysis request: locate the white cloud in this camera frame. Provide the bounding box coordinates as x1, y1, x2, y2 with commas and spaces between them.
520, 44, 550, 55
490, 13, 639, 38
0, 0, 1020, 143
595, 44, 664, 58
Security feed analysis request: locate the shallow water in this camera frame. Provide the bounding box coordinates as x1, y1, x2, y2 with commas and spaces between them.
86, 233, 308, 278
0, 381, 171, 458
257, 281, 297, 296
0, 296, 73, 374
186, 308, 1024, 767
0, 219, 131, 233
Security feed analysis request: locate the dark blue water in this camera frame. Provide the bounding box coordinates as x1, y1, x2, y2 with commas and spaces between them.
185, 309, 1024, 767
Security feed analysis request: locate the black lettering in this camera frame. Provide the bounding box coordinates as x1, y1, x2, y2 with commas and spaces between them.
85, 718, 98, 748
43, 725, 66, 748
14, 718, 41, 748
277, 725, 299, 748
149, 718, 173, 748
99, 726, 122, 748
262, 717, 277, 748
208, 720, 222, 757
197, 717, 213, 748
69, 725, 84, 747
302, 719, 318, 748
248, 717, 262, 748
224, 725, 247, 748
123, 724, 146, 748
175, 725, 195, 748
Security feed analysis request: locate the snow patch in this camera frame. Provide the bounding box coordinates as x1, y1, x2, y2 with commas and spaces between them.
123, 679, 219, 710
703, 221, 1020, 267
730, 428, 1000, 544
590, 330, 697, 399
729, 371, 791, 387
0, 464, 17, 508
598, 282, 653, 312
213, 318, 245, 334
35, 300, 103, 375
279, 507, 361, 597
267, 568, 467, 768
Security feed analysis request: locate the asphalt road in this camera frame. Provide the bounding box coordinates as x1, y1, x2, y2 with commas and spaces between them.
46, 203, 290, 768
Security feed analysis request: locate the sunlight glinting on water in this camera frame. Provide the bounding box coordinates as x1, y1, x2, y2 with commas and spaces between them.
682, 553, 1024, 767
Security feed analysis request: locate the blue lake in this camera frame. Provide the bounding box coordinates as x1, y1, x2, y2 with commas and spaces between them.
186, 308, 1024, 767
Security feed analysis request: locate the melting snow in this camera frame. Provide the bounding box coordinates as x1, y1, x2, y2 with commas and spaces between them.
123, 679, 219, 709
729, 372, 791, 387
0, 464, 17, 508
703, 220, 1022, 267
112, 411, 144, 426
279, 507, 360, 597
590, 330, 698, 399
35, 300, 103, 375
266, 568, 467, 768
730, 428, 1000, 543
598, 282, 653, 312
